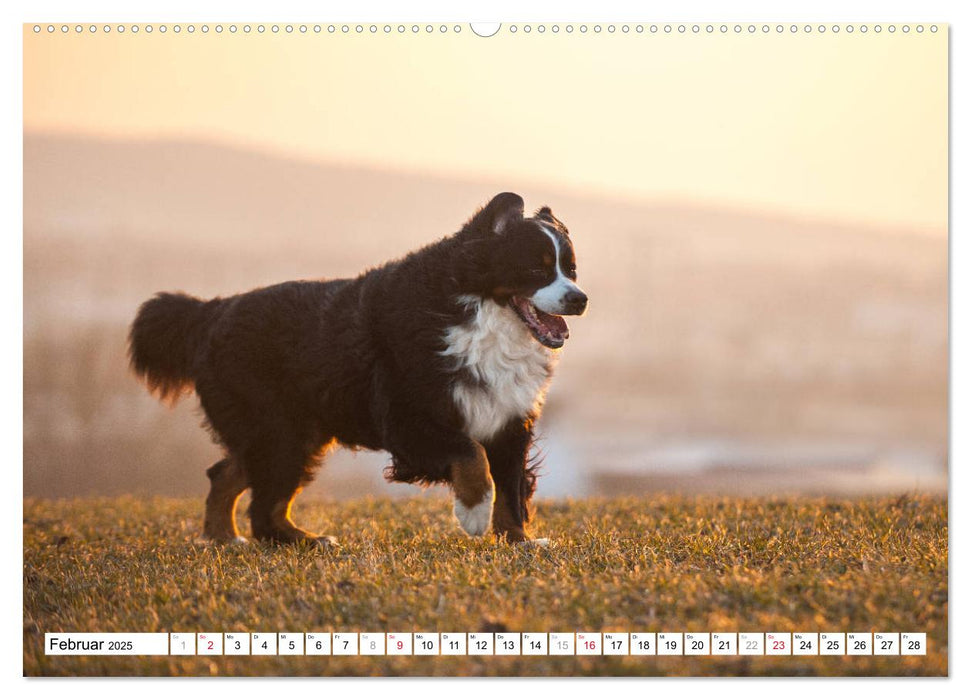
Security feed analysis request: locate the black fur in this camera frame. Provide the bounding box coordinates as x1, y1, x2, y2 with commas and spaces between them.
128, 293, 223, 403
128, 192, 579, 541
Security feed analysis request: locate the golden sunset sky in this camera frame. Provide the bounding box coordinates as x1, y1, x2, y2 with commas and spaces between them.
23, 25, 947, 230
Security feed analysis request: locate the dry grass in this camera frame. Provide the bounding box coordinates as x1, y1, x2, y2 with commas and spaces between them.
23, 495, 947, 676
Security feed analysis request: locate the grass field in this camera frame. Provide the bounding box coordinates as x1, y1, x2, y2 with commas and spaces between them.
23, 494, 947, 676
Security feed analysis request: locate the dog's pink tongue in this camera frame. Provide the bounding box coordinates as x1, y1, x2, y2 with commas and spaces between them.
536, 308, 569, 341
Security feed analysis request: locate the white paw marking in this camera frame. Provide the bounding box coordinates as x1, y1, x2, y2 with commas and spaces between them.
453, 483, 495, 536
520, 537, 550, 548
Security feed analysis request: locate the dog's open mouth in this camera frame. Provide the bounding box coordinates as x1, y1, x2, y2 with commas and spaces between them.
510, 296, 569, 349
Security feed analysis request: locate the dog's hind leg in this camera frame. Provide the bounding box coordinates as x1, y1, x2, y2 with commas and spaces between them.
450, 442, 495, 537
203, 457, 249, 542
245, 443, 338, 548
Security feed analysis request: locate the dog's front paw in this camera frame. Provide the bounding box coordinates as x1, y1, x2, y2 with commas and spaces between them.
520, 537, 550, 548
453, 482, 494, 536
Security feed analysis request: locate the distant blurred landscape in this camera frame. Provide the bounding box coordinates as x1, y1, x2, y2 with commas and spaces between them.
23, 133, 948, 499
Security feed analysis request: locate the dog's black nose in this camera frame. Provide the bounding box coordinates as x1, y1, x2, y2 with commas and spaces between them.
564, 290, 588, 314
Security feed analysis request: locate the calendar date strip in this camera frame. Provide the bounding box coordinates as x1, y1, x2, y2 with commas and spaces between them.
45, 632, 928, 657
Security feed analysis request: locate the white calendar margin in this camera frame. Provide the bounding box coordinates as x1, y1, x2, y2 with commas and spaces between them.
8, 0, 961, 698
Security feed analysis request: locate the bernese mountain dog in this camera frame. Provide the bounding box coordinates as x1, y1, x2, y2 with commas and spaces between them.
129, 192, 587, 546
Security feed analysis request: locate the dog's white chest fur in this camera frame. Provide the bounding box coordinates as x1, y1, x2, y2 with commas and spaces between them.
442, 297, 555, 442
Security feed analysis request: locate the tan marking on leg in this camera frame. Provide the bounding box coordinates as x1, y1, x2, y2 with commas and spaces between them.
270, 494, 315, 537
204, 459, 248, 542
450, 443, 492, 507
269, 493, 338, 548
451, 443, 494, 536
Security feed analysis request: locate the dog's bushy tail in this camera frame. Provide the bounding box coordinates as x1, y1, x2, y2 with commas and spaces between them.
128, 292, 216, 403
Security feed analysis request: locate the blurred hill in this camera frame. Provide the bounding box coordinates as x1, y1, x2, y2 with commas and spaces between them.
23, 133, 948, 498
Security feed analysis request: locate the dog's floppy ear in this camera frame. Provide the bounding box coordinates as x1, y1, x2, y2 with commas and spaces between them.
479, 192, 524, 234
535, 205, 555, 223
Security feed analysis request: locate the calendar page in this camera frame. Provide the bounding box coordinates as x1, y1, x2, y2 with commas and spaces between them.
21, 6, 948, 680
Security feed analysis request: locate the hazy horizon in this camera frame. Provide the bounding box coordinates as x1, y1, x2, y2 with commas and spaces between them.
22, 129, 948, 239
